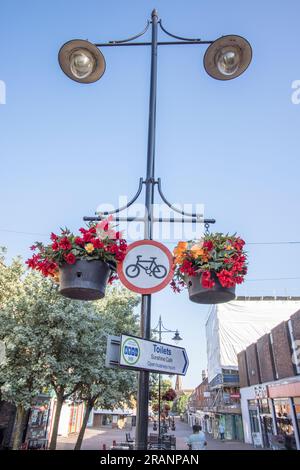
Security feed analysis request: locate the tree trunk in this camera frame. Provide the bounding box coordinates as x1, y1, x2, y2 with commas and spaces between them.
12, 404, 26, 450
48, 391, 64, 450
74, 400, 93, 450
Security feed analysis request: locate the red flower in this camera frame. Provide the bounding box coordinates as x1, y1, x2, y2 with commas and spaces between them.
91, 238, 104, 249
108, 273, 118, 284
50, 233, 58, 241
201, 271, 215, 289
36, 259, 58, 277
30, 245, 36, 251
203, 240, 214, 251
74, 237, 85, 246
233, 238, 245, 251
26, 254, 41, 269
52, 241, 59, 251
179, 260, 196, 276
64, 253, 76, 265
83, 232, 93, 243
59, 237, 72, 251
217, 269, 236, 288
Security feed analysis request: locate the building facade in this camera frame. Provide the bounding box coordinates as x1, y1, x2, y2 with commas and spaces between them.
238, 309, 300, 450
190, 298, 300, 442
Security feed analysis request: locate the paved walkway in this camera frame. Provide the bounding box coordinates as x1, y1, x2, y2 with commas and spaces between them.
57, 418, 256, 451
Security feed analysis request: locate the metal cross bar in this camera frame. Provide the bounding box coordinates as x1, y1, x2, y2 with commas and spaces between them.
83, 216, 215, 224
94, 40, 214, 47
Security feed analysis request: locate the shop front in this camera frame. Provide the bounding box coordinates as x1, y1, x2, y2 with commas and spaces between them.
241, 379, 300, 449
88, 409, 135, 429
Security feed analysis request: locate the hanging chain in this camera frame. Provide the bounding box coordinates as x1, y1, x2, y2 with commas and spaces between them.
204, 222, 210, 236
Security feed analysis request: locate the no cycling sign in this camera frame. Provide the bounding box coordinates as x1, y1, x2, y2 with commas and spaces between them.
117, 240, 174, 294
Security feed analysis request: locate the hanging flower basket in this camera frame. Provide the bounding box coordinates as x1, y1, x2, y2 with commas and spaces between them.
26, 216, 127, 301
171, 233, 247, 304
161, 388, 177, 402
59, 259, 111, 300
187, 271, 235, 304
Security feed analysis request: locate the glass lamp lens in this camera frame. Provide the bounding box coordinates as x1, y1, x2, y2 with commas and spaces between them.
216, 46, 241, 76
70, 49, 95, 79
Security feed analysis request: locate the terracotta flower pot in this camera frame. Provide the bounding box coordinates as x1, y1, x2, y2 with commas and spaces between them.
187, 272, 235, 304
59, 259, 111, 301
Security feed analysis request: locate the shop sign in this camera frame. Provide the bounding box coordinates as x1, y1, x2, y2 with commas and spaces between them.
254, 385, 268, 399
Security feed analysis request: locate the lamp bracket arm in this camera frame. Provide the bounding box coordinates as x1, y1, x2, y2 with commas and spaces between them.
95, 177, 144, 216
159, 20, 202, 42
108, 21, 150, 44
157, 178, 203, 219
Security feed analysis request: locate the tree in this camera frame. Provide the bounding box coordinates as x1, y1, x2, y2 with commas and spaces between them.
0, 261, 54, 449
172, 392, 190, 415
0, 258, 104, 450
0, 255, 140, 450
73, 288, 140, 450
41, 292, 102, 450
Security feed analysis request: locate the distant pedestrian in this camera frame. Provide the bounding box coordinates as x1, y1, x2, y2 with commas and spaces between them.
186, 425, 207, 450
218, 423, 225, 441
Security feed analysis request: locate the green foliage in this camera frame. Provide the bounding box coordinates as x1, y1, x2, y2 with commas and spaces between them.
172, 392, 190, 414
0, 255, 140, 413
74, 287, 140, 410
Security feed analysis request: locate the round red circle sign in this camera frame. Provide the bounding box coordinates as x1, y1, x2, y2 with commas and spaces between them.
117, 240, 174, 294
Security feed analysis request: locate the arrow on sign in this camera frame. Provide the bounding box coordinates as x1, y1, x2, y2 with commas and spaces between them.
182, 349, 189, 375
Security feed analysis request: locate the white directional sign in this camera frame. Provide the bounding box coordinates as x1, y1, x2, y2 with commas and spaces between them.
119, 334, 189, 376
117, 240, 174, 294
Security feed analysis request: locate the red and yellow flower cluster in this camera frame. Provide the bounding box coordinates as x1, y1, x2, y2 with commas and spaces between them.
171, 233, 247, 292
26, 217, 127, 284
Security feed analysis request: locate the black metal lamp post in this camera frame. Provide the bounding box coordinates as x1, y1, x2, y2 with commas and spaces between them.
152, 316, 183, 439
58, 9, 252, 449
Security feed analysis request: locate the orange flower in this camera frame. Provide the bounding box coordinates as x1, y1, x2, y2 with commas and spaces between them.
173, 242, 188, 264
176, 241, 188, 251
190, 243, 211, 262
225, 245, 233, 251
190, 245, 204, 258
201, 252, 211, 262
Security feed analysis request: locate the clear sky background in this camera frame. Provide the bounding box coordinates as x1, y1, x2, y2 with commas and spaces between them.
1, 0, 300, 388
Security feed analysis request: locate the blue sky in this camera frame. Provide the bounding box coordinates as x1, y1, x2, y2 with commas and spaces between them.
1, 0, 300, 388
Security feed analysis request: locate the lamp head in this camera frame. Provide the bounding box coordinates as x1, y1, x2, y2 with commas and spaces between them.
204, 35, 252, 80
172, 330, 183, 343
58, 39, 106, 83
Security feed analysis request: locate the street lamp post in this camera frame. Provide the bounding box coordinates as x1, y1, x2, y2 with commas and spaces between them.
152, 316, 183, 439
58, 9, 252, 449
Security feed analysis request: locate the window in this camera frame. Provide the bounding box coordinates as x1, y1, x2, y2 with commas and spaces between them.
258, 399, 270, 414
273, 398, 297, 450
293, 397, 300, 438
249, 409, 260, 433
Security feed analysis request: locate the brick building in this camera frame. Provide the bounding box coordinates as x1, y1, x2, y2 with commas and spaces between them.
202, 297, 300, 442
238, 309, 300, 450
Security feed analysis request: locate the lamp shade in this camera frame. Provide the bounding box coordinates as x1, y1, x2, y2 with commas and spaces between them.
172, 330, 183, 342
204, 35, 252, 80
58, 39, 106, 83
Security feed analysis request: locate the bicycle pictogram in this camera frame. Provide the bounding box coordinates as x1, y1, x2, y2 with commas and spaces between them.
125, 255, 167, 279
